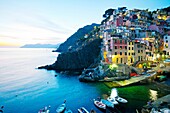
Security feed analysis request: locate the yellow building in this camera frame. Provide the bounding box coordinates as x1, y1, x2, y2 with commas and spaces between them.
127, 41, 134, 65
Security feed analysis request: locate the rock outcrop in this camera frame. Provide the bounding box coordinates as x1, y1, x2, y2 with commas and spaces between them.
39, 38, 102, 74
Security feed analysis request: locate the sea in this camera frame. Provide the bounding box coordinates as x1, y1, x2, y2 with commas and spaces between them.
0, 48, 169, 113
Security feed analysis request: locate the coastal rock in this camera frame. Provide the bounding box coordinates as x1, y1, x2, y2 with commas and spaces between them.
51, 38, 102, 73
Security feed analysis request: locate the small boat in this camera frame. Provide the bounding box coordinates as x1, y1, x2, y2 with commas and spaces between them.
107, 97, 119, 105
0, 110, 3, 113
56, 103, 66, 113
115, 96, 128, 103
93, 99, 106, 110
101, 99, 114, 108
38, 106, 50, 113
78, 107, 89, 113
64, 109, 73, 113
90, 109, 96, 113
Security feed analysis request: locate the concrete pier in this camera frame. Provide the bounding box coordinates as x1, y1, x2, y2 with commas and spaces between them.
142, 94, 170, 113
104, 72, 157, 88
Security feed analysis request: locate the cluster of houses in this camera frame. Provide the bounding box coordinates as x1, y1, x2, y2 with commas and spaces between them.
99, 7, 170, 67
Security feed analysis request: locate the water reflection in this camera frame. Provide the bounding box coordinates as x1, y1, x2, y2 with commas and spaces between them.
149, 89, 158, 100
110, 88, 118, 98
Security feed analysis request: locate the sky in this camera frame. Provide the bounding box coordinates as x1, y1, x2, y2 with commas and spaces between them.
0, 0, 170, 47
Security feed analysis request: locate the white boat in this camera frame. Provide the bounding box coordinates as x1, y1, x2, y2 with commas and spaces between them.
56, 103, 66, 113
78, 107, 89, 113
107, 97, 119, 105
38, 106, 50, 113
115, 96, 128, 103
64, 109, 73, 113
93, 99, 106, 110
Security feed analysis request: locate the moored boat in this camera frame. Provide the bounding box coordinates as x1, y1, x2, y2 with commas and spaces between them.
107, 97, 119, 105
64, 109, 73, 113
115, 96, 128, 103
101, 99, 114, 108
78, 107, 89, 113
56, 103, 66, 113
93, 99, 106, 110
38, 106, 50, 113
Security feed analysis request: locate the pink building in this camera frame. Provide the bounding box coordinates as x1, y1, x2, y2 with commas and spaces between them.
116, 16, 123, 26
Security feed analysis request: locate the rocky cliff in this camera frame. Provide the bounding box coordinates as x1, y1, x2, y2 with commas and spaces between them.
56, 23, 99, 52
38, 38, 102, 74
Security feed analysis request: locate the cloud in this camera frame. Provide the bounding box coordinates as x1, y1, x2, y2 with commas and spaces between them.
0, 9, 75, 46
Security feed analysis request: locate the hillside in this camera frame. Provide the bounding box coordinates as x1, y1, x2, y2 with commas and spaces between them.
56, 23, 99, 52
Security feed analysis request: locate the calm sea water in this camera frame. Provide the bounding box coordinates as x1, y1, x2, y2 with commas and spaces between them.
0, 48, 168, 113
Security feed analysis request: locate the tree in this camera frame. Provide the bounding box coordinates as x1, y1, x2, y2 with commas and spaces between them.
103, 8, 115, 18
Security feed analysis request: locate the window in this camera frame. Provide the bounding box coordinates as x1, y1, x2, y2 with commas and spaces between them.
141, 50, 143, 53
132, 53, 133, 55
138, 56, 140, 61
129, 53, 130, 55
125, 52, 127, 55
125, 46, 127, 49
165, 36, 167, 39
134, 53, 135, 56
114, 40, 117, 43
131, 58, 133, 63
138, 50, 140, 53
116, 58, 118, 63
132, 47, 134, 50
137, 45, 140, 48
115, 46, 117, 49
120, 40, 122, 44
121, 58, 123, 63
115, 52, 117, 55
120, 52, 122, 55
120, 46, 122, 49
129, 42, 131, 45
129, 47, 130, 50
125, 40, 127, 44
166, 40, 168, 43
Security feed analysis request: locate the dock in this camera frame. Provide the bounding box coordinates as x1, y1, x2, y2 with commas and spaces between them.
104, 72, 157, 88
142, 94, 170, 113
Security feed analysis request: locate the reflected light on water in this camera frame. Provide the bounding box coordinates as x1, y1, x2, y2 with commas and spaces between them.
110, 88, 118, 98
149, 89, 158, 100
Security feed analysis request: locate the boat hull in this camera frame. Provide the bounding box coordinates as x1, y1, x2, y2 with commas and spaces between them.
107, 97, 119, 105
78, 107, 89, 113
56, 104, 66, 113
94, 100, 106, 110
115, 96, 128, 103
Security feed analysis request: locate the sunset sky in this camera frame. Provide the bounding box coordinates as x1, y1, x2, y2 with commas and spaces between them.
0, 0, 169, 47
